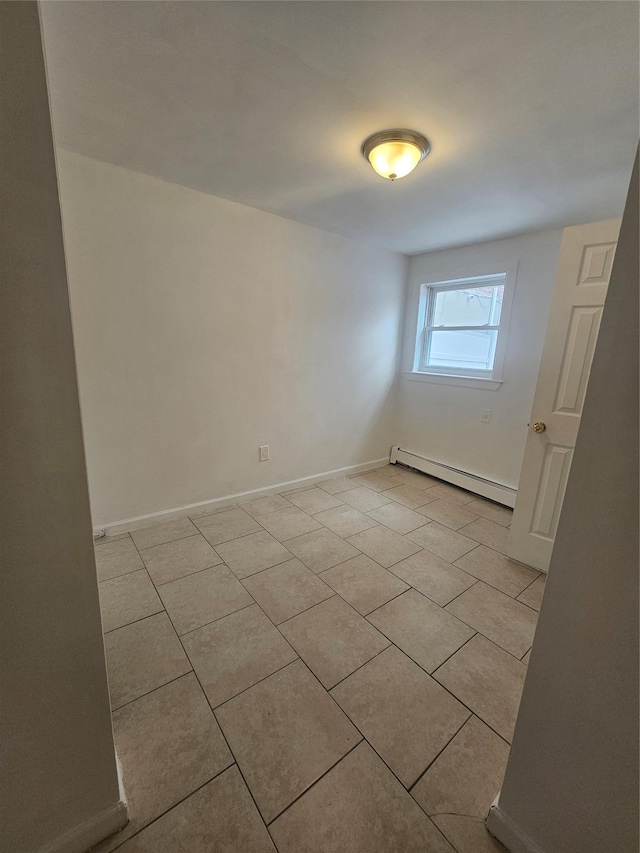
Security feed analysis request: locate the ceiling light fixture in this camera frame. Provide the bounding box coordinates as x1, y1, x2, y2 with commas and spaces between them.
361, 129, 430, 181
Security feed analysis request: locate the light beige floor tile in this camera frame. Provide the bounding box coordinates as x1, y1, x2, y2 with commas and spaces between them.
243, 559, 334, 624
279, 596, 389, 688
215, 531, 292, 579
280, 484, 317, 496
321, 554, 408, 615
117, 766, 275, 853
141, 534, 222, 586
368, 589, 475, 674
434, 635, 526, 742
516, 573, 547, 610
316, 476, 359, 495
349, 469, 400, 492
346, 525, 421, 568
193, 506, 262, 545
366, 502, 427, 534
455, 545, 539, 597
270, 742, 454, 853
411, 715, 509, 818
130, 517, 198, 551
332, 646, 470, 787
463, 498, 513, 527
257, 505, 322, 542
522, 648, 531, 665
183, 604, 297, 707
95, 537, 144, 582
99, 570, 163, 633
286, 487, 344, 514
240, 494, 292, 518
383, 484, 437, 509
460, 517, 510, 554
387, 467, 438, 489
189, 503, 238, 520
431, 815, 508, 852
390, 551, 477, 606
417, 499, 479, 531
158, 565, 253, 635
285, 527, 360, 573
95, 531, 130, 543
97, 674, 232, 849
215, 660, 360, 823
446, 582, 537, 658
314, 504, 378, 538
340, 486, 392, 512
367, 464, 398, 475
423, 483, 476, 506
104, 612, 191, 709
407, 522, 477, 563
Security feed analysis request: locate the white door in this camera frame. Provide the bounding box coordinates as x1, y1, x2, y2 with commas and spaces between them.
508, 219, 621, 571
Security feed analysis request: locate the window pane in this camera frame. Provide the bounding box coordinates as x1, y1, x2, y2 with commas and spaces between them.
426, 329, 498, 371
432, 285, 504, 327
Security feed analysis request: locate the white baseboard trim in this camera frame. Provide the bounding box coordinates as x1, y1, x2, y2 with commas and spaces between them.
94, 456, 390, 536
486, 805, 548, 853
391, 446, 517, 508
37, 800, 128, 853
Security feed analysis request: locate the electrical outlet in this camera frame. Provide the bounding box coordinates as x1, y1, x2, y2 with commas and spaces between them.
259, 445, 270, 462
481, 409, 492, 424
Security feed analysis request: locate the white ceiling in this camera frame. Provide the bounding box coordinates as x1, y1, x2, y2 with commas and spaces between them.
41, 1, 638, 255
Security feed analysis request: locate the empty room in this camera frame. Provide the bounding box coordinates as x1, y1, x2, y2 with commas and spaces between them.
3, 2, 638, 853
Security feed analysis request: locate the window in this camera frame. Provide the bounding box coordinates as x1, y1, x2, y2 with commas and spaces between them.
411, 272, 512, 386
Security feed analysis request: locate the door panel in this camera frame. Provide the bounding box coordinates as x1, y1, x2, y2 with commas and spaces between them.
508, 220, 621, 571
576, 242, 616, 286
553, 306, 603, 414
530, 444, 573, 539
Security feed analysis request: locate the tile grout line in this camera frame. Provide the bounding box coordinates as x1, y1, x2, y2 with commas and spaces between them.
122, 506, 531, 697
109, 668, 194, 714
177, 600, 258, 639
303, 647, 471, 807
269, 654, 450, 820
97, 763, 239, 853
325, 643, 392, 693
111, 500, 529, 678
264, 738, 363, 828
441, 583, 539, 661
158, 586, 282, 851
102, 472, 517, 849
429, 642, 515, 749
103, 608, 169, 637
201, 592, 423, 828
407, 715, 472, 795
210, 657, 301, 713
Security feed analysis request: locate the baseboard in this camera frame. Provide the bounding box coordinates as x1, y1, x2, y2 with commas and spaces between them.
94, 456, 390, 536
391, 446, 517, 508
37, 800, 128, 853
487, 805, 548, 853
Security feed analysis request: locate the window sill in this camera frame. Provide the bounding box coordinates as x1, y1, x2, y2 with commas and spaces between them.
402, 371, 503, 391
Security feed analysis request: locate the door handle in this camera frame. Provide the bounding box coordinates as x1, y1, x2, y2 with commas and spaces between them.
532, 421, 546, 433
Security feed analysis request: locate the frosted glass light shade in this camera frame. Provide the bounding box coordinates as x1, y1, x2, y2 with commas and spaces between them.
361, 130, 430, 181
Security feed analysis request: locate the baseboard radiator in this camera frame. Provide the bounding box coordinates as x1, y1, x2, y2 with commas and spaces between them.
390, 446, 517, 508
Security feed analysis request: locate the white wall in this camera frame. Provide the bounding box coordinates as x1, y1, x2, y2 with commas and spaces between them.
488, 152, 638, 853
397, 229, 564, 489
56, 150, 406, 526
1, 5, 123, 852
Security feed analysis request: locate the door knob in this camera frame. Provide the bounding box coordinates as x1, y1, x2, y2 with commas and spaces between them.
532, 421, 546, 433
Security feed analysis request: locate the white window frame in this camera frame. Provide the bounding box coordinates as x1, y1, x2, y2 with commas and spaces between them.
404, 263, 517, 391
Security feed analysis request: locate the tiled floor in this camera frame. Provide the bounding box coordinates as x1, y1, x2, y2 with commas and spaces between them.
93, 464, 546, 853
